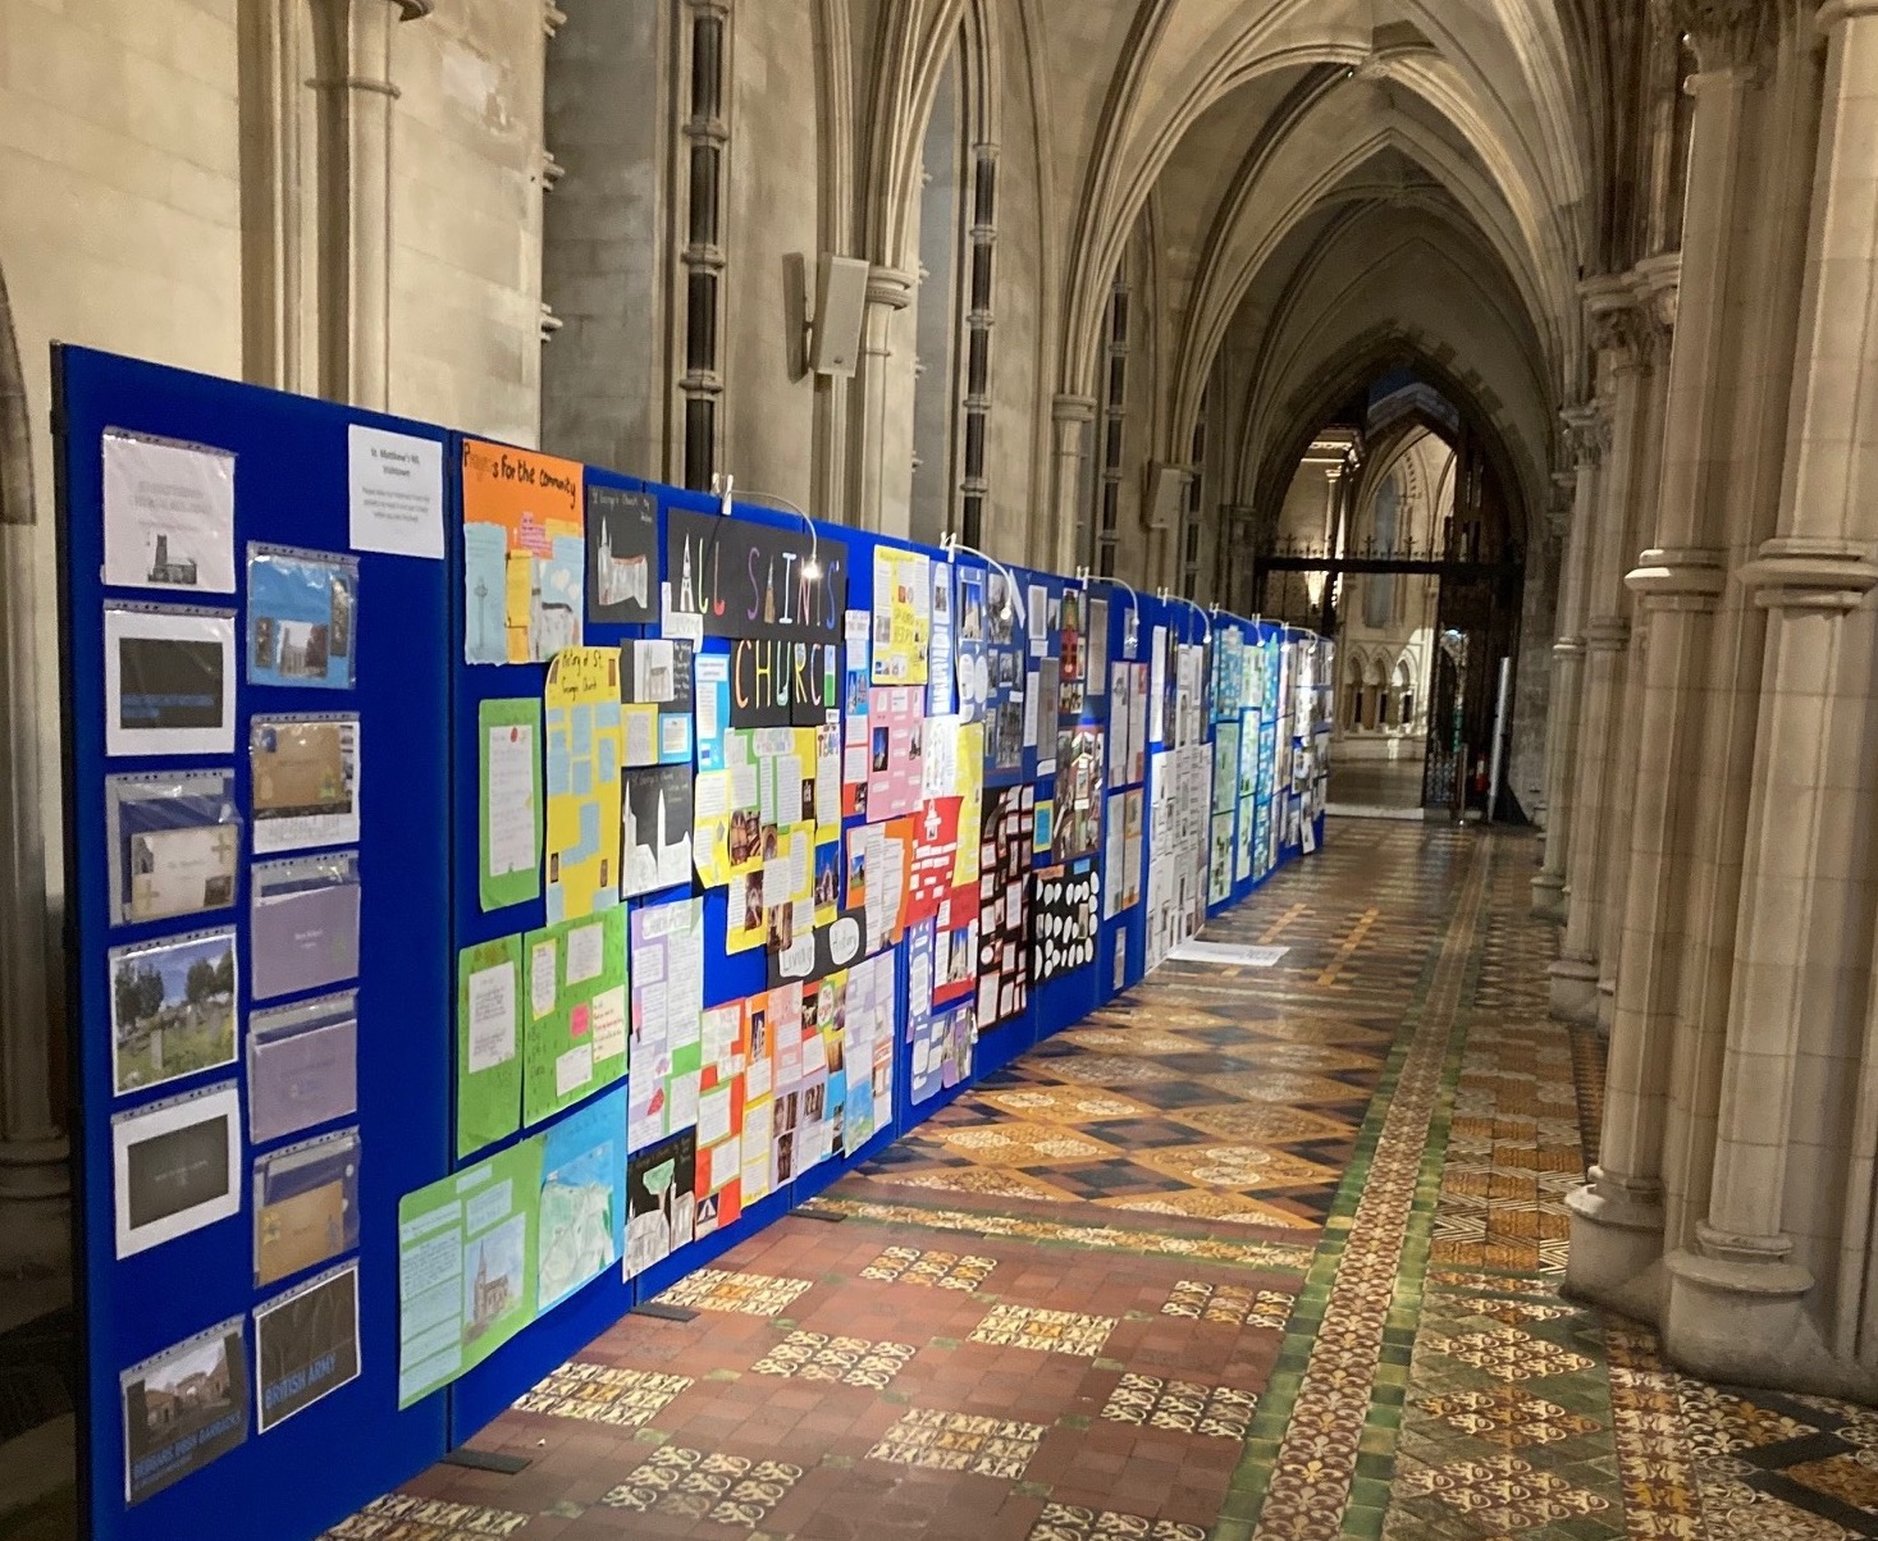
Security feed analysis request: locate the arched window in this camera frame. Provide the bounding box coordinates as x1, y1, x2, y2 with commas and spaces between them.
1364, 655, 1387, 730
1393, 657, 1415, 733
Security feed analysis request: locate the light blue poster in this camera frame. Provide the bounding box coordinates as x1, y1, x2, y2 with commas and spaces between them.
246, 545, 359, 689
464, 524, 508, 664
535, 1086, 627, 1313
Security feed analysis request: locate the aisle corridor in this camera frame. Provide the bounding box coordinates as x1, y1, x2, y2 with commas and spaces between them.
330, 824, 1878, 1541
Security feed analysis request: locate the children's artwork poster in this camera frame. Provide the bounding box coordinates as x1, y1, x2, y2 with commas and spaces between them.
544, 647, 623, 923
908, 920, 974, 1106
536, 1086, 627, 1312
871, 547, 932, 685
739, 992, 775, 1205
521, 908, 628, 1128
1212, 722, 1241, 817
665, 508, 848, 643
626, 1127, 698, 1278
928, 560, 955, 714
586, 484, 659, 624
955, 565, 989, 724
727, 634, 837, 729
479, 698, 542, 912
907, 796, 962, 925
622, 764, 693, 897
840, 951, 894, 1153
457, 934, 523, 1159
1033, 865, 1099, 985
120, 1318, 249, 1505
843, 605, 872, 739
1149, 625, 1168, 744
846, 817, 912, 956
1034, 797, 1055, 855
627, 898, 704, 1152
1052, 725, 1105, 863
1209, 812, 1236, 904
462, 438, 585, 665
396, 1137, 543, 1408
1058, 584, 1086, 716
1102, 789, 1144, 919
246, 545, 357, 690
866, 686, 926, 820
620, 639, 696, 767
976, 785, 1033, 1028
1087, 595, 1109, 690
694, 1000, 747, 1235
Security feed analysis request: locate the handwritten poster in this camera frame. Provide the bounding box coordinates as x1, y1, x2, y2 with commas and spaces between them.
866, 686, 925, 820
628, 899, 704, 1152
521, 909, 627, 1127
544, 647, 623, 923
462, 439, 585, 664
666, 509, 847, 643
478, 698, 541, 911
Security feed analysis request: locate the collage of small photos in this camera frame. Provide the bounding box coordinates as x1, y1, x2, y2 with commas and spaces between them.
95, 424, 414, 1508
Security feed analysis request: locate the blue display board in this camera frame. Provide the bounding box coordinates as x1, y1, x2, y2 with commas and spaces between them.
57, 347, 453, 1541
57, 347, 1327, 1541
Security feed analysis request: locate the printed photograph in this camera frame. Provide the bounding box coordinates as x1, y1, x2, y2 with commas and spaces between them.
122, 1324, 248, 1505
111, 931, 238, 1095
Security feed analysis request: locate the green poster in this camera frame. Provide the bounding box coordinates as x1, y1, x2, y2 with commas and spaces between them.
479, 697, 543, 911
457, 934, 524, 1159
522, 907, 628, 1127
396, 1135, 543, 1409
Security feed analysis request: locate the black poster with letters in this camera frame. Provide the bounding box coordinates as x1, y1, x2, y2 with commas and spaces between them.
728, 638, 837, 728
120, 636, 225, 731
588, 486, 659, 624
666, 510, 848, 643
255, 1264, 360, 1432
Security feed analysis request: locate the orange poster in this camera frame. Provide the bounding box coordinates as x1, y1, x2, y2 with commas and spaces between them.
462, 439, 586, 664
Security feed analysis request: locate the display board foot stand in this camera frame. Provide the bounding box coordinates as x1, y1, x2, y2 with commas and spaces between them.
441, 1449, 530, 1475
630, 1302, 700, 1322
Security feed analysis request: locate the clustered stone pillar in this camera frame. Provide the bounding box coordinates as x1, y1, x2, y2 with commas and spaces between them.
1565, 13, 1757, 1315
0, 268, 65, 1273
1047, 394, 1096, 574
853, 265, 913, 534
1549, 278, 1645, 1024
1531, 407, 1604, 921
1659, 0, 1878, 1396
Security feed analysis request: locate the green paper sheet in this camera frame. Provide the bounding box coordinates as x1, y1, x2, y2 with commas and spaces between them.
479, 697, 543, 911
396, 1135, 543, 1408
522, 908, 628, 1127
456, 934, 524, 1159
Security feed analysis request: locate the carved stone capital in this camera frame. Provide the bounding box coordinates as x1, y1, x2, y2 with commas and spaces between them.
1560, 402, 1610, 466
1051, 394, 1098, 425
1668, 0, 1777, 69
865, 267, 915, 310
1582, 275, 1646, 370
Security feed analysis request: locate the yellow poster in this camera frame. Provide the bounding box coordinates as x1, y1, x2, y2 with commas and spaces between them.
544, 646, 623, 922
871, 548, 931, 685
954, 721, 985, 887
462, 439, 585, 665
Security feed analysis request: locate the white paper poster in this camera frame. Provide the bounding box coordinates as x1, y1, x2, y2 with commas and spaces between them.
113, 1081, 242, 1258
347, 424, 445, 559
102, 431, 236, 594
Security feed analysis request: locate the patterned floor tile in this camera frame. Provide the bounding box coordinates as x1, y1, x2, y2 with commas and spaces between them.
867, 1408, 1047, 1479
1027, 1503, 1208, 1540
653, 1267, 814, 1318
1413, 1385, 1602, 1448
1160, 1279, 1294, 1327
321, 1496, 531, 1538
1098, 1371, 1257, 1438
968, 1303, 1116, 1358
598, 1446, 805, 1527
1394, 1452, 1614, 1529
859, 1245, 997, 1290
512, 1360, 693, 1426
748, 1330, 916, 1388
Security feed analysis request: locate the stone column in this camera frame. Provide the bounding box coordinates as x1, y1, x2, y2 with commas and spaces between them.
1532, 406, 1606, 919
0, 267, 65, 1273
1567, 21, 1758, 1313
1550, 280, 1645, 1023
1046, 394, 1096, 573
1596, 260, 1679, 1031
851, 265, 912, 534
1664, 0, 1878, 1397
309, 0, 432, 410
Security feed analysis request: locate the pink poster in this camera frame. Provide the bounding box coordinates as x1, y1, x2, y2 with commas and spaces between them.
865, 686, 926, 820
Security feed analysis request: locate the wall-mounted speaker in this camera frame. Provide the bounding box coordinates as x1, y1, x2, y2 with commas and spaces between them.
808, 254, 870, 378
1144, 462, 1188, 530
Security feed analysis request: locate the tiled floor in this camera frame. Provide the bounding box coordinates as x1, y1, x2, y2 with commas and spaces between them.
331, 824, 1878, 1541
